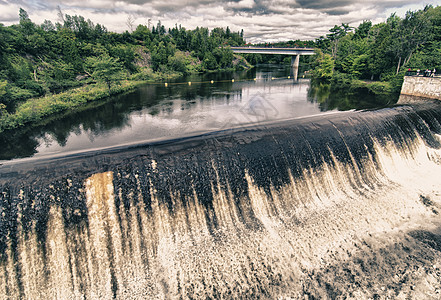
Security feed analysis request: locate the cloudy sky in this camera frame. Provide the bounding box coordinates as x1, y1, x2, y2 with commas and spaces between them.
0, 0, 438, 42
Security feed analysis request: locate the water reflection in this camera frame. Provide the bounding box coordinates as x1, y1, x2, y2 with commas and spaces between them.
0, 65, 397, 161
307, 81, 397, 111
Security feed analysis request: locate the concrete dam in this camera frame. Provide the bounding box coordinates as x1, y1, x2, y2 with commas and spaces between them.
1, 101, 441, 299
400, 76, 441, 101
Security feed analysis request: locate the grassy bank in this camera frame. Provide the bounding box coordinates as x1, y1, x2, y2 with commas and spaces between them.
0, 80, 148, 133
330, 72, 403, 96
0, 62, 253, 133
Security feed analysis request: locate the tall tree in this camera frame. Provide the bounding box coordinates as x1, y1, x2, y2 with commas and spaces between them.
311, 49, 335, 81
19, 8, 35, 36
85, 55, 124, 91
389, 10, 431, 74
327, 23, 353, 58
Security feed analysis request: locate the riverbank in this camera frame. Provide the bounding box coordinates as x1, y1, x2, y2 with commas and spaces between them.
0, 80, 148, 133
0, 56, 252, 134
330, 72, 401, 95
0, 71, 235, 134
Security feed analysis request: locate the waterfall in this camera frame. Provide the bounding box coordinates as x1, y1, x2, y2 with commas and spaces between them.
1, 102, 441, 299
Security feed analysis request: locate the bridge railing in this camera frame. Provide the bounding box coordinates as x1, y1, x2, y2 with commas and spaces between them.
405, 69, 439, 77
230, 47, 316, 56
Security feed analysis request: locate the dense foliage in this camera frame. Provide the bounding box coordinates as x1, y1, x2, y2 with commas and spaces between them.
0, 9, 246, 116
311, 5, 441, 92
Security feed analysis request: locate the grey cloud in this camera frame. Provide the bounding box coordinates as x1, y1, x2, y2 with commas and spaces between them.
323, 8, 352, 15
289, 0, 422, 16
1, 0, 437, 43
296, 0, 416, 9
225, 0, 349, 16
150, 0, 216, 13
29, 0, 428, 17
118, 0, 152, 4
3, 0, 27, 5
225, 0, 283, 15
295, 0, 353, 10
0, 15, 17, 22
45, 0, 417, 18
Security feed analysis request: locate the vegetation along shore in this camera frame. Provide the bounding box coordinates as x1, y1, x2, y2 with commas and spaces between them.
1, 5, 440, 133
0, 9, 249, 133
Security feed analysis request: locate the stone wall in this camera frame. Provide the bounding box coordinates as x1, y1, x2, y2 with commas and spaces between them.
400, 76, 441, 100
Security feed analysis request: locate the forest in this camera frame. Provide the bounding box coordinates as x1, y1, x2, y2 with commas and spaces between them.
0, 8, 246, 121
309, 5, 441, 94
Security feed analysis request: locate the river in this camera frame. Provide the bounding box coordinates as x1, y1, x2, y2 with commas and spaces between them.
0, 64, 391, 161
2, 65, 441, 299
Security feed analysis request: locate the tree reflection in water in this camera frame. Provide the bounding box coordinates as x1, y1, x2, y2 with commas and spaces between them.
0, 66, 398, 161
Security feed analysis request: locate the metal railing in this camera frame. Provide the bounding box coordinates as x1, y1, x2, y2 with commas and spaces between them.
405, 69, 438, 77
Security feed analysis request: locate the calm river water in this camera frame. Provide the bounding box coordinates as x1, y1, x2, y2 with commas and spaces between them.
0, 65, 393, 161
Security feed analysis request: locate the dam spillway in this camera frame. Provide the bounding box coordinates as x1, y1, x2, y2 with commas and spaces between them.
1, 101, 441, 298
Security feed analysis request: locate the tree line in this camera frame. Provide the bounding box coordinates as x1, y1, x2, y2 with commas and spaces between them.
310, 5, 441, 90
0, 9, 246, 114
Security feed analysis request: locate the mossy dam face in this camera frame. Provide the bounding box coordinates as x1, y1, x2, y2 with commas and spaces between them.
2, 101, 441, 299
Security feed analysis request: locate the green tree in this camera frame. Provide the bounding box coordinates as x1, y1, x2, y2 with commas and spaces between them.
353, 21, 372, 40
218, 47, 234, 68
108, 44, 136, 73
0, 80, 7, 117
132, 25, 152, 46
85, 55, 124, 91
202, 52, 218, 70
19, 8, 35, 36
41, 20, 56, 32
408, 6, 441, 71
311, 49, 335, 81
365, 23, 395, 79
327, 23, 353, 58
168, 51, 188, 73
56, 28, 82, 71
388, 10, 431, 74
150, 41, 168, 71
351, 54, 370, 78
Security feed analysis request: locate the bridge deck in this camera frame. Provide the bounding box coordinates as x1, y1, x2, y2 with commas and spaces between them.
231, 47, 315, 56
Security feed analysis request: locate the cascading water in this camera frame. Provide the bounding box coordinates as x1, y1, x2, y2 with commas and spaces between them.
1, 100, 441, 299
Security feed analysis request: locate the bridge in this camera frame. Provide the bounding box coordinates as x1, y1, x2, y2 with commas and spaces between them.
231, 47, 316, 80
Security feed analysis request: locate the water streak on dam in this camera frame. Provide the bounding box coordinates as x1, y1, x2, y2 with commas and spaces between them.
1, 101, 441, 298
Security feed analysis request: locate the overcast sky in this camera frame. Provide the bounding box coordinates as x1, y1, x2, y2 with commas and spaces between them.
0, 0, 438, 42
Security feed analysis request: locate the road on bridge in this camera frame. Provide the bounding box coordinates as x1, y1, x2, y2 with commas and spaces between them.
231, 47, 316, 80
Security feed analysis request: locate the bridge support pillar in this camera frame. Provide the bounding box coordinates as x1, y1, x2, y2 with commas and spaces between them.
291, 55, 300, 81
